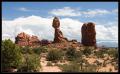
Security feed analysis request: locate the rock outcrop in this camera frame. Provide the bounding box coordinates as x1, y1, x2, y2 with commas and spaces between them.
52, 17, 67, 43
15, 32, 40, 46
81, 22, 96, 47
40, 39, 51, 46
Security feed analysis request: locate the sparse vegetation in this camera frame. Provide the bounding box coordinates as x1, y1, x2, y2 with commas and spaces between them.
21, 46, 33, 54
65, 47, 82, 61
60, 62, 80, 72
17, 54, 41, 72
32, 46, 48, 55
46, 61, 53, 66
80, 64, 97, 72
81, 47, 93, 56
1, 39, 118, 72
107, 48, 118, 60
1, 39, 23, 72
46, 48, 64, 62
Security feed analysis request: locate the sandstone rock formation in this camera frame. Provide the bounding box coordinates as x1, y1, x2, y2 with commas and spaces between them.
40, 39, 51, 46
52, 17, 67, 43
15, 32, 40, 46
81, 22, 96, 47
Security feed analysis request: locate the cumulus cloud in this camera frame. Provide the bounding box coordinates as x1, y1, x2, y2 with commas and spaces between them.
2, 15, 118, 43
82, 9, 110, 17
49, 7, 81, 17
96, 25, 118, 41
50, 7, 112, 17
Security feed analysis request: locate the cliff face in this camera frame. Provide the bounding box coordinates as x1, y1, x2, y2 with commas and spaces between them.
81, 22, 96, 47
52, 17, 67, 43
15, 32, 40, 46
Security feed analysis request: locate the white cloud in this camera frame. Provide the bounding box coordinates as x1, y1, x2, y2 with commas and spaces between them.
2, 15, 118, 43
96, 25, 118, 41
50, 7, 118, 17
82, 9, 110, 17
18, 7, 30, 11
17, 7, 39, 12
50, 7, 81, 17
112, 9, 118, 13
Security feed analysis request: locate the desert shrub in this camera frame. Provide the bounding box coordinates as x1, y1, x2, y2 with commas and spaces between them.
46, 61, 53, 66
94, 60, 102, 67
33, 47, 41, 55
107, 48, 118, 60
103, 61, 107, 67
21, 46, 33, 54
39, 46, 48, 53
94, 49, 105, 58
33, 46, 48, 55
74, 57, 88, 70
65, 47, 77, 61
80, 64, 97, 72
60, 62, 80, 72
81, 47, 93, 56
1, 39, 23, 72
17, 54, 41, 72
46, 49, 63, 61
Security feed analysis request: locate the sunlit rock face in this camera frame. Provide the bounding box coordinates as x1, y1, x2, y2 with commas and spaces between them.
15, 32, 40, 46
52, 17, 67, 43
81, 22, 96, 47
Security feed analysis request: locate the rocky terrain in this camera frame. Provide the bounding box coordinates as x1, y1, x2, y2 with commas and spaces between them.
15, 32, 40, 47
7, 17, 118, 72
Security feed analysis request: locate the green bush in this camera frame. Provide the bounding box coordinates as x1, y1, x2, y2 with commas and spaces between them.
33, 47, 41, 55
60, 62, 80, 72
80, 64, 97, 72
74, 57, 88, 71
21, 46, 33, 54
107, 48, 118, 60
1, 39, 23, 72
46, 61, 53, 66
94, 49, 105, 58
81, 47, 93, 56
17, 54, 41, 72
33, 46, 48, 55
46, 49, 63, 61
66, 47, 82, 61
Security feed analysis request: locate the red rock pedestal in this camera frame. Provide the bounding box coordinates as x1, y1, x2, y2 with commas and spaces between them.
81, 22, 96, 47
52, 17, 67, 43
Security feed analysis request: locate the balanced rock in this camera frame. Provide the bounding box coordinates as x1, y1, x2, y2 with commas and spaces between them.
81, 22, 96, 47
52, 17, 67, 43
15, 32, 40, 46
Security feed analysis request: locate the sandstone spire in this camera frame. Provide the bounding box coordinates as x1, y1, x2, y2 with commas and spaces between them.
81, 22, 96, 47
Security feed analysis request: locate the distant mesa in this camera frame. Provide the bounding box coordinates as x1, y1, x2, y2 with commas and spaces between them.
81, 22, 96, 48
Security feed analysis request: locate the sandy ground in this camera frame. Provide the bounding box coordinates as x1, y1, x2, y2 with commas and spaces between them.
40, 53, 61, 72
98, 64, 117, 72
39, 53, 118, 72
85, 57, 118, 72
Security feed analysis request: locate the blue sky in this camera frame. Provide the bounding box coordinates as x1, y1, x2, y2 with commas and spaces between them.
2, 2, 118, 20
2, 2, 118, 47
